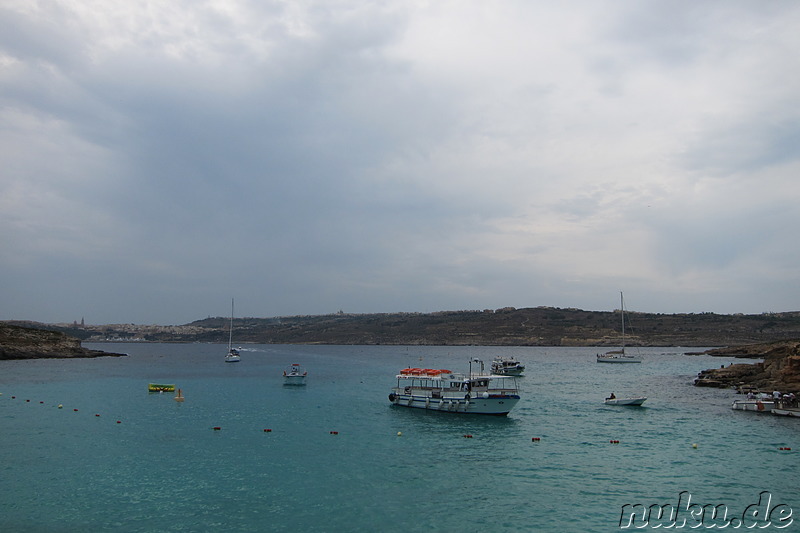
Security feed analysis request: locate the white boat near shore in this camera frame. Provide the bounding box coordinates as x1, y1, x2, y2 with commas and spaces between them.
731, 398, 775, 412
388, 359, 520, 416
490, 356, 525, 376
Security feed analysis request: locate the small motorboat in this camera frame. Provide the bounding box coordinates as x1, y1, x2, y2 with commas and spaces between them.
490, 356, 525, 376
604, 395, 647, 406
283, 363, 307, 385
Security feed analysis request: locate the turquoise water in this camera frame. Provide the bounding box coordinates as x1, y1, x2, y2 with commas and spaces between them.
1, 344, 797, 532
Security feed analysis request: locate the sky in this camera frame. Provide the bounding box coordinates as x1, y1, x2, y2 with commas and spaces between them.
2, 0, 800, 326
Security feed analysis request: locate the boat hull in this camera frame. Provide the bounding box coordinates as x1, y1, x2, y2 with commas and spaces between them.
772, 408, 800, 417
605, 397, 647, 406
597, 357, 641, 363
283, 375, 306, 386
731, 400, 774, 412
389, 393, 520, 416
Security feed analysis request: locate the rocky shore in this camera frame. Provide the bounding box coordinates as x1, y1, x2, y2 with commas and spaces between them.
694, 340, 800, 393
0, 323, 126, 360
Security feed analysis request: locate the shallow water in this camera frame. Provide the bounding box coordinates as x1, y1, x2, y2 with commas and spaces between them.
1, 344, 797, 532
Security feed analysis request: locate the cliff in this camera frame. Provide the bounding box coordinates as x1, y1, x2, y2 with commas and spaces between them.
0, 323, 126, 360
694, 340, 800, 393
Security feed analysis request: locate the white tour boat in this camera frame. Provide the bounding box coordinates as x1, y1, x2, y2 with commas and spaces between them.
388, 359, 521, 416
597, 292, 642, 363
490, 356, 525, 376
283, 363, 307, 385
604, 394, 647, 406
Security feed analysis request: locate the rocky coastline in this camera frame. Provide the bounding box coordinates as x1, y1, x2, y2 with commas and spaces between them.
693, 340, 800, 393
0, 323, 126, 360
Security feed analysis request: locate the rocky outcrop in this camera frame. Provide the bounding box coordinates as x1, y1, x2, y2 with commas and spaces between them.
694, 340, 800, 393
0, 323, 126, 360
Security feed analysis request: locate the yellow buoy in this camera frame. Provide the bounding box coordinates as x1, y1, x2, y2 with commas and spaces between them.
397, 431, 402, 437
692, 443, 698, 449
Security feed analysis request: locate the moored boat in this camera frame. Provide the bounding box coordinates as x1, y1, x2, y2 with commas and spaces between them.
388, 359, 521, 416
283, 363, 307, 385
597, 292, 642, 363
225, 298, 241, 363
604, 395, 647, 406
731, 398, 775, 412
772, 404, 800, 417
491, 356, 525, 376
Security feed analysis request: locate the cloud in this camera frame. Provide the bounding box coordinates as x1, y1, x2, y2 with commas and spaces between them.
1, 0, 800, 324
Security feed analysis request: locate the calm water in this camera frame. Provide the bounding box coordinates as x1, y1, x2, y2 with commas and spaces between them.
1, 344, 797, 532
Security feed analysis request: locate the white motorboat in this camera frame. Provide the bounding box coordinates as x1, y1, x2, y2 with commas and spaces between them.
283, 363, 307, 385
604, 395, 647, 406
597, 292, 642, 363
388, 359, 521, 416
732, 398, 774, 412
225, 298, 241, 363
490, 356, 525, 376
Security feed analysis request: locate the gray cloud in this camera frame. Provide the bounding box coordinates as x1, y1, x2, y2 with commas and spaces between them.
2, 1, 799, 324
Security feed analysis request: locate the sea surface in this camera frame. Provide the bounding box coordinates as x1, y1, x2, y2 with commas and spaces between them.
1, 344, 797, 532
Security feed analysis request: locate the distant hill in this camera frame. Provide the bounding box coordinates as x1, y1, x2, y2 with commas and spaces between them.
8, 307, 800, 347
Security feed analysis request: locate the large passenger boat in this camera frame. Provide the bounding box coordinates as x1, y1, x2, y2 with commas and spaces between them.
388, 359, 521, 416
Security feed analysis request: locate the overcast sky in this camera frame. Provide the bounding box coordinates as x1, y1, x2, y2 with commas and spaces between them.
2, 1, 799, 325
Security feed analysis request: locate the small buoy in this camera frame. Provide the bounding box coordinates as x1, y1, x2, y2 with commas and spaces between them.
263, 428, 272, 432
330, 431, 339, 435
462, 434, 473, 438
610, 440, 620, 444
397, 431, 402, 436
531, 437, 541, 442
26, 399, 30, 402
39, 401, 44, 404
95, 414, 100, 417
73, 409, 78, 412
116, 420, 121, 424
692, 443, 698, 449
213, 426, 221, 431
58, 404, 63, 409
779, 447, 791, 451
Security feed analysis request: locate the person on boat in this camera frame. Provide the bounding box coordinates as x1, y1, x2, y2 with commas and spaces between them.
607, 393, 616, 400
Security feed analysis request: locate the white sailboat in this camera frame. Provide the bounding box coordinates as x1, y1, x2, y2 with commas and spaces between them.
596, 292, 642, 363
225, 298, 241, 363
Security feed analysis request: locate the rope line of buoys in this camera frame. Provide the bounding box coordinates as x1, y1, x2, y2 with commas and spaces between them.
779, 447, 792, 451
610, 440, 620, 444
531, 437, 541, 442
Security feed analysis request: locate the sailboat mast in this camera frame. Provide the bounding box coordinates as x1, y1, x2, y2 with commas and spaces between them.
228, 298, 234, 351
620, 291, 625, 355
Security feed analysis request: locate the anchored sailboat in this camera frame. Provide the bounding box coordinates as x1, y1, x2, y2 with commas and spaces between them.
225, 298, 241, 363
596, 292, 642, 363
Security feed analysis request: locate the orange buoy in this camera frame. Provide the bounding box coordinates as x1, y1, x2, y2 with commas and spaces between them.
116, 420, 121, 424
73, 409, 78, 412
330, 431, 339, 435
531, 437, 541, 442
213, 426, 221, 431
263, 428, 272, 432
95, 414, 100, 417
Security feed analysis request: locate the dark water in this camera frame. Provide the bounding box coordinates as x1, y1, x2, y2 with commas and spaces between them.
1, 344, 797, 532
